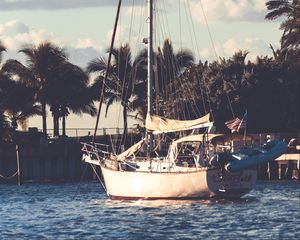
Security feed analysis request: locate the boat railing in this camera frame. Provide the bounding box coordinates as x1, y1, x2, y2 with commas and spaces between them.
81, 142, 112, 160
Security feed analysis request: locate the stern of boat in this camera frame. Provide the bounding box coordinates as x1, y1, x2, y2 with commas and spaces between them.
206, 169, 257, 198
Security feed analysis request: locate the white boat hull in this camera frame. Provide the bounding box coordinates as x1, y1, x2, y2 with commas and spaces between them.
100, 166, 257, 200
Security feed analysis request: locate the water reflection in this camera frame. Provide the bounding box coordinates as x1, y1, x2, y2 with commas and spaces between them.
0, 181, 299, 239
92, 196, 259, 209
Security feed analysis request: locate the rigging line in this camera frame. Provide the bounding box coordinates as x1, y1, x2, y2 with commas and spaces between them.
226, 88, 236, 118
186, 0, 201, 59
90, 164, 107, 193
157, 3, 183, 118
72, 163, 88, 200
160, 0, 172, 41
155, 1, 169, 111
194, 68, 207, 114
199, 1, 235, 118
154, 6, 160, 114
116, 2, 136, 154
0, 171, 18, 180
169, 1, 199, 118
128, 0, 135, 45
182, 1, 212, 118
116, 18, 122, 131
205, 83, 215, 122
178, 0, 182, 52
183, 0, 196, 55
92, 0, 122, 144
199, 0, 218, 61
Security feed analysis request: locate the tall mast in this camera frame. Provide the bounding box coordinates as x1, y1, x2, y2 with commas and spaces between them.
147, 0, 154, 156
147, 0, 154, 117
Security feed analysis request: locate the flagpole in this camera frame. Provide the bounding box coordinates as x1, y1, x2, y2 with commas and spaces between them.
243, 124, 247, 146
243, 110, 247, 146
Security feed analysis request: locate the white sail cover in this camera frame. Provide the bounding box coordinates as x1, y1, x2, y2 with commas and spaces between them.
116, 139, 145, 160
146, 113, 211, 134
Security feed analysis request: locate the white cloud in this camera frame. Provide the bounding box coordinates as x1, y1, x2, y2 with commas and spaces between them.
0, 20, 29, 35
0, 0, 145, 11
190, 0, 267, 24
0, 20, 101, 68
75, 38, 101, 51
105, 24, 142, 51
67, 46, 101, 68
197, 37, 274, 62
0, 20, 61, 50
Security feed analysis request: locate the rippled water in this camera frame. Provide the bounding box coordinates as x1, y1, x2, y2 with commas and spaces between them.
0, 181, 299, 239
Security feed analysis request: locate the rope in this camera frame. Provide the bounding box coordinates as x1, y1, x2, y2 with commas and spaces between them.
0, 171, 18, 180
72, 163, 88, 200
90, 164, 107, 193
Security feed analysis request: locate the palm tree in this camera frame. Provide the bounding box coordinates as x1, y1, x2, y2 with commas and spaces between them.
156, 39, 194, 99
2, 42, 96, 137
0, 41, 11, 140
3, 82, 41, 130
46, 62, 97, 136
130, 40, 194, 121
5, 41, 68, 135
1, 42, 41, 139
265, 0, 300, 62
87, 44, 146, 145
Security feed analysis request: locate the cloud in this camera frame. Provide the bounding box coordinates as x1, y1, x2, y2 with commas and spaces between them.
190, 0, 267, 23
75, 38, 101, 51
0, 20, 102, 68
200, 37, 274, 62
0, 0, 145, 11
0, 20, 61, 50
67, 46, 101, 68
105, 24, 143, 52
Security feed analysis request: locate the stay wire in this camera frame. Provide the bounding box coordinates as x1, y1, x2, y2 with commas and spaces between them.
199, 0, 235, 118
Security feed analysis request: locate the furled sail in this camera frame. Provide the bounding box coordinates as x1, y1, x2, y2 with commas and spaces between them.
146, 113, 211, 134
116, 139, 145, 160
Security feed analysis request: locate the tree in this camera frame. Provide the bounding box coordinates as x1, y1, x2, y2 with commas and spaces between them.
87, 44, 146, 145
155, 39, 194, 116
46, 62, 97, 136
1, 41, 41, 140
3, 41, 96, 137
11, 41, 68, 135
0, 41, 11, 140
130, 40, 194, 122
265, 0, 300, 62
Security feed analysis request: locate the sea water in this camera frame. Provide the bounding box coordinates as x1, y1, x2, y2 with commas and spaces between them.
0, 181, 299, 239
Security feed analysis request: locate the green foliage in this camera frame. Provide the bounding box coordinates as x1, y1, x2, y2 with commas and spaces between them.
169, 51, 299, 133
265, 0, 300, 63
1, 41, 96, 138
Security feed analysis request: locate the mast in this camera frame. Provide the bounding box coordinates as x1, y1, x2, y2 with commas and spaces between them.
92, 0, 122, 143
147, 0, 154, 157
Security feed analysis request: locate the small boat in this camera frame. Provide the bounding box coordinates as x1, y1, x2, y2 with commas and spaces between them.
82, 0, 287, 200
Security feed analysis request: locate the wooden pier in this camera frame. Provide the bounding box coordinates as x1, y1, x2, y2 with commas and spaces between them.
0, 142, 95, 184
0, 132, 299, 183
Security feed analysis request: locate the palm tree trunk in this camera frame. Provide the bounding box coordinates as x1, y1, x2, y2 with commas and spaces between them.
53, 109, 59, 137
121, 105, 128, 147
62, 115, 66, 136
42, 101, 47, 134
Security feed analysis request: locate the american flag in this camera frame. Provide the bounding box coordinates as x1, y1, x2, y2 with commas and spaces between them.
225, 117, 241, 133
237, 111, 247, 132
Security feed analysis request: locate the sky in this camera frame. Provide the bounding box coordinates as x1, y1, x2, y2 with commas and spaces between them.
0, 0, 283, 136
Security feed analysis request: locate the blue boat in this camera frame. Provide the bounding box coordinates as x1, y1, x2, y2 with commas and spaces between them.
226, 140, 288, 172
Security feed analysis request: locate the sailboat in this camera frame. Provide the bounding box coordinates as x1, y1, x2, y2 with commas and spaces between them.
82, 0, 287, 200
